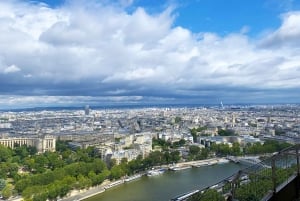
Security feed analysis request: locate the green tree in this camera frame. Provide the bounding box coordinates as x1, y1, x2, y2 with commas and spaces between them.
110, 165, 125, 180
95, 170, 110, 184
0, 163, 9, 179
47, 184, 59, 200
0, 179, 6, 191
88, 171, 98, 186
145, 151, 165, 166
244, 140, 290, 155
231, 142, 241, 156
58, 183, 70, 198
28, 146, 37, 156
24, 157, 35, 172
1, 183, 13, 199
189, 145, 201, 155
33, 155, 48, 173
55, 140, 69, 152
45, 152, 64, 170
172, 139, 186, 148
170, 151, 181, 163
190, 128, 197, 141
108, 159, 117, 169
128, 156, 143, 174
190, 126, 207, 142
189, 189, 225, 201
33, 192, 48, 201
0, 145, 13, 162
73, 175, 91, 189
61, 175, 76, 187
15, 178, 31, 193
211, 144, 231, 156
14, 145, 29, 159
152, 138, 171, 150
120, 158, 129, 175
92, 159, 107, 174
175, 116, 182, 124
218, 129, 235, 136
76, 148, 90, 162
195, 148, 209, 160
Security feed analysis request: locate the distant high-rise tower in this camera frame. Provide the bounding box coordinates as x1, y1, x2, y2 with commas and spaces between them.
232, 114, 236, 127
85, 105, 90, 115
220, 101, 224, 109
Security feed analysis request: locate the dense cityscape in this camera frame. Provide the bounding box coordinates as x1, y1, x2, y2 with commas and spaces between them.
1, 0, 300, 200
0, 104, 299, 200
1, 104, 300, 161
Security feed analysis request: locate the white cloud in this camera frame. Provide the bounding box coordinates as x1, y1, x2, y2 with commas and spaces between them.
3, 65, 21, 74
0, 0, 299, 106
24, 74, 32, 78
0, 95, 154, 109
261, 11, 300, 47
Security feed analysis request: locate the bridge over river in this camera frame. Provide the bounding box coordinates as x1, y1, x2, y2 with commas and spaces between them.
227, 156, 271, 168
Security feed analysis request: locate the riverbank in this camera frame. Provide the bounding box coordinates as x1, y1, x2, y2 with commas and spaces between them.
60, 175, 145, 201
60, 180, 110, 201
60, 157, 229, 201
85, 162, 246, 201
168, 157, 229, 170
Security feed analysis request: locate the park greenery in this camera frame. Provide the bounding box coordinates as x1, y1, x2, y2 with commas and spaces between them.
218, 129, 236, 136
0, 140, 181, 201
153, 136, 290, 160
174, 116, 182, 124
0, 137, 292, 201
152, 138, 186, 150
190, 126, 237, 140
188, 189, 225, 201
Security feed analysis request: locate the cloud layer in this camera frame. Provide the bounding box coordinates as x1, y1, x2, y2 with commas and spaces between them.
0, 0, 300, 107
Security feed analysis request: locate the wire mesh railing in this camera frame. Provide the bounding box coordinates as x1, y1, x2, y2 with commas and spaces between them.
182, 145, 300, 201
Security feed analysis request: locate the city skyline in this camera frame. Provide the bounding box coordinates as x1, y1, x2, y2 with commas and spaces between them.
1, 0, 300, 109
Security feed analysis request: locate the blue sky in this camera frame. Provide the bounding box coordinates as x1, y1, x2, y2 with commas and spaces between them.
40, 0, 300, 35
0, 0, 300, 108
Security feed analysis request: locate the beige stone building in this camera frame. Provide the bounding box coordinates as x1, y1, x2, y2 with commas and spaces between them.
0, 135, 56, 153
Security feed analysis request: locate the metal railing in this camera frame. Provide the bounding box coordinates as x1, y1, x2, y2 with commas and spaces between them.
174, 145, 300, 201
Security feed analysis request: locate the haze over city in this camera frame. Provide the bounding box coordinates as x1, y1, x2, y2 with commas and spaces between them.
1, 0, 300, 109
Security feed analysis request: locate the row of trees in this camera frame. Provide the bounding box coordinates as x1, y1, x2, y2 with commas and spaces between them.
109, 150, 181, 180
190, 127, 237, 141
188, 145, 209, 160
0, 137, 292, 200
0, 140, 182, 201
218, 129, 236, 136
210, 140, 290, 157
16, 159, 110, 201
188, 189, 225, 201
152, 138, 186, 150
153, 136, 291, 160
244, 140, 290, 155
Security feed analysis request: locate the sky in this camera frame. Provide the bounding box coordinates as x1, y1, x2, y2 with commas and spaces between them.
1, 0, 300, 109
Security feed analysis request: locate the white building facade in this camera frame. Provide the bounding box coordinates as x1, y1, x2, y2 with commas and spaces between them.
0, 135, 56, 153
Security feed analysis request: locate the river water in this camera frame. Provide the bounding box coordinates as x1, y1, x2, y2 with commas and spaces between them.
85, 162, 247, 201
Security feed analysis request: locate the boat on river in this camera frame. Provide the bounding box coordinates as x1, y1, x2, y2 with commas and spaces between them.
104, 180, 124, 189
169, 166, 192, 171
147, 168, 165, 176
124, 174, 142, 182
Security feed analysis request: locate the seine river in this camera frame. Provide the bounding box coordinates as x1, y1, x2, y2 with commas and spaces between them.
85, 162, 247, 201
